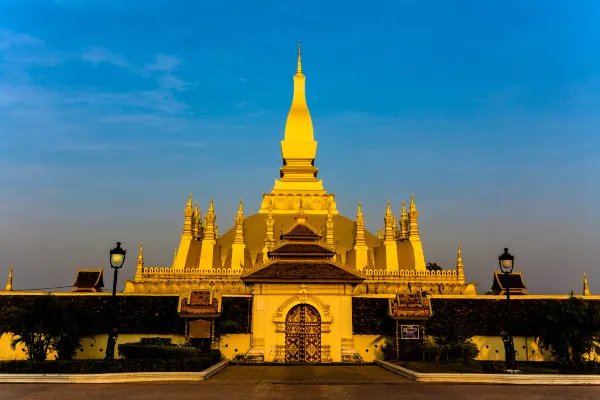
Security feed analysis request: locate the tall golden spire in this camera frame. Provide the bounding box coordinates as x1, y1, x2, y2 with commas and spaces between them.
584, 272, 591, 296
297, 40, 302, 75
191, 201, 199, 239
233, 199, 245, 245
384, 201, 395, 242
400, 200, 409, 240
183, 193, 193, 238
355, 201, 366, 247
408, 193, 420, 241
272, 42, 323, 195
5, 264, 13, 291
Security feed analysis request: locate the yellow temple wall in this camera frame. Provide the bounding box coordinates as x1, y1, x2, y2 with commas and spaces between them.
352, 334, 389, 362
218, 334, 251, 360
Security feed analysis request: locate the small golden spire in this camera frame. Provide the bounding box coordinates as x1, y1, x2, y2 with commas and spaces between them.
138, 242, 144, 263
357, 201, 363, 218
401, 200, 407, 218
295, 198, 307, 223
584, 272, 591, 296
297, 40, 302, 75
187, 193, 193, 208
5, 264, 13, 291
386, 200, 392, 216
456, 245, 464, 268
208, 199, 214, 213
410, 192, 416, 211
215, 224, 219, 239
173, 248, 178, 262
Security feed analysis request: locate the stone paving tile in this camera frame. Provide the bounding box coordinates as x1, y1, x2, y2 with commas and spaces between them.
2, 383, 600, 400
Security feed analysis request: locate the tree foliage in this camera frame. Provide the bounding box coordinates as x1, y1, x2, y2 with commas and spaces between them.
535, 292, 600, 368
426, 262, 443, 272
0, 294, 92, 361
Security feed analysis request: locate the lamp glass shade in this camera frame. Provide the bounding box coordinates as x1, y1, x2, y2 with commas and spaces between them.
501, 259, 513, 271
111, 253, 124, 266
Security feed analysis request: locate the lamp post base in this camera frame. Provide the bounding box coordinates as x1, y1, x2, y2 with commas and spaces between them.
105, 334, 118, 360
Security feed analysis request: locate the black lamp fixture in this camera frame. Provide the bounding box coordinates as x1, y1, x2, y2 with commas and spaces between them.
498, 248, 515, 274
110, 242, 127, 270
105, 241, 127, 360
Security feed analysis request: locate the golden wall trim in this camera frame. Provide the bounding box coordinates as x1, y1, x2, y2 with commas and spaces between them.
430, 294, 600, 300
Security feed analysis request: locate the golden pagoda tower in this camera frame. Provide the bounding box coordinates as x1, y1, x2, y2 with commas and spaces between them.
260, 41, 337, 215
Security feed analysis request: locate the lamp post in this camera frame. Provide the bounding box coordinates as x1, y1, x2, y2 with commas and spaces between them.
105, 242, 126, 360
498, 247, 515, 371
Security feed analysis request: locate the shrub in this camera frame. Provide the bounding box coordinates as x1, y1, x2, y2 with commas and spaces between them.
0, 354, 222, 374
419, 335, 479, 363
139, 337, 173, 346
118, 343, 203, 360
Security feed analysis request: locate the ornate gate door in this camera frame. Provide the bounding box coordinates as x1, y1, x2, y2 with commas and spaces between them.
285, 304, 321, 363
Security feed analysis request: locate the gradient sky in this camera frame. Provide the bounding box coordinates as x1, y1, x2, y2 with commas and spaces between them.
0, 0, 599, 294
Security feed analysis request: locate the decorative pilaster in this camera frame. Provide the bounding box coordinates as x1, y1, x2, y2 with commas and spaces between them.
325, 201, 335, 247
5, 264, 13, 291
135, 242, 144, 280
400, 200, 409, 240
584, 272, 591, 296
456, 245, 465, 284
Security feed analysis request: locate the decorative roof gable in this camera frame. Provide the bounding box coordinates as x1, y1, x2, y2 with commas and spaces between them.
72, 269, 104, 292
242, 259, 364, 283
491, 271, 527, 295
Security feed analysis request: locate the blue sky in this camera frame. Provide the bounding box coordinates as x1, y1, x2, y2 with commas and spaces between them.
0, 0, 599, 293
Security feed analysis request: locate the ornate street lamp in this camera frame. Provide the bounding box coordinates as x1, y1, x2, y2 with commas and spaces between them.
105, 242, 126, 360
498, 247, 516, 370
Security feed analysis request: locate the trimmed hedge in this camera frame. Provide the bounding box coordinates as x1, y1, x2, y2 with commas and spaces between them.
118, 343, 212, 360
0, 354, 222, 374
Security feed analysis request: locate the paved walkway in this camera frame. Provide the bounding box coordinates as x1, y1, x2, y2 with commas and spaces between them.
206, 365, 414, 384
2, 382, 599, 400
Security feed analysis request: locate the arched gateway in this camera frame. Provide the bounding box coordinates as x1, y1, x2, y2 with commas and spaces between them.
285, 304, 321, 362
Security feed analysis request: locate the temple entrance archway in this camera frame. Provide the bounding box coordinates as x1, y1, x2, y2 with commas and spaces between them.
285, 304, 321, 363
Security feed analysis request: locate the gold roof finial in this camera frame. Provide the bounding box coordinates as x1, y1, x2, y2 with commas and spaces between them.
297, 40, 302, 75
187, 193, 193, 207
386, 200, 392, 216
357, 201, 363, 218
208, 199, 214, 213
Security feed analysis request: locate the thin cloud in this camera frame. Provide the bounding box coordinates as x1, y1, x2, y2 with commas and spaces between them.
236, 100, 247, 108
0, 29, 44, 49
239, 77, 247, 83
144, 54, 180, 73
81, 46, 130, 68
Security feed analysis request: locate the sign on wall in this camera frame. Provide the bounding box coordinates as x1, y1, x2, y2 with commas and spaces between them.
401, 325, 420, 340
189, 319, 212, 339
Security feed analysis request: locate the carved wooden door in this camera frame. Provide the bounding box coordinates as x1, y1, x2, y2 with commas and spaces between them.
285, 304, 321, 363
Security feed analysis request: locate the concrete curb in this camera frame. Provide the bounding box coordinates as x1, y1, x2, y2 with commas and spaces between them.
0, 359, 230, 383
376, 360, 600, 385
